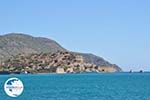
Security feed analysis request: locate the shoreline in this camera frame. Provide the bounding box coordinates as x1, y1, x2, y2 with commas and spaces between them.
0, 71, 149, 75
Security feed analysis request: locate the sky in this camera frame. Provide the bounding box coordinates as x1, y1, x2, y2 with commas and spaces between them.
0, 0, 150, 71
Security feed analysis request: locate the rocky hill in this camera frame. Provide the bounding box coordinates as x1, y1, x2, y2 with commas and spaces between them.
0, 33, 122, 73
0, 33, 65, 62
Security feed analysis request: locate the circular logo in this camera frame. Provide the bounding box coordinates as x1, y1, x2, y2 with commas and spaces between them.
4, 77, 24, 97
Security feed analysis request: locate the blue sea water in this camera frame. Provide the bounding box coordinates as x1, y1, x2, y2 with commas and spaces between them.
0, 73, 150, 100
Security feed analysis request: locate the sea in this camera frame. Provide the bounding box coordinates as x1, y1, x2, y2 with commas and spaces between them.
0, 73, 150, 100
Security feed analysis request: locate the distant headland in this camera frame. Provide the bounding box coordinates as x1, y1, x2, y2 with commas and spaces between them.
0, 33, 122, 74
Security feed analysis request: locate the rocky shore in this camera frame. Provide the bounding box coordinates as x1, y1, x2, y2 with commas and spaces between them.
0, 51, 120, 74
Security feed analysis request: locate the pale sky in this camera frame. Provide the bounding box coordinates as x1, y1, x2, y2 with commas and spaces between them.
0, 0, 150, 71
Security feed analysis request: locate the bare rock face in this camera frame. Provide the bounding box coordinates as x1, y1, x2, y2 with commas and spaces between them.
0, 33, 122, 73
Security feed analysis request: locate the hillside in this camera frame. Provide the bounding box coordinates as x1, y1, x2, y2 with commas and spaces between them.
0, 33, 65, 62
0, 33, 122, 73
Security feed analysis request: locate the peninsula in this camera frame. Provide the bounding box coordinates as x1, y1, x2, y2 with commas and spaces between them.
0, 33, 122, 74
